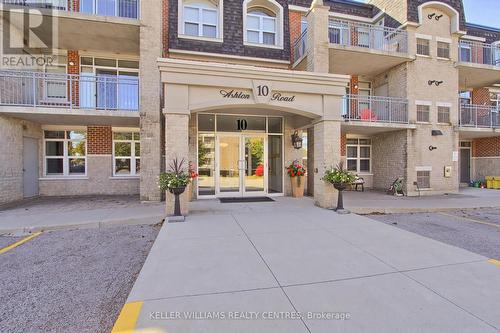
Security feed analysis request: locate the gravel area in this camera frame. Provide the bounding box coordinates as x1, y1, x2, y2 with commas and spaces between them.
0, 224, 160, 333
369, 210, 500, 259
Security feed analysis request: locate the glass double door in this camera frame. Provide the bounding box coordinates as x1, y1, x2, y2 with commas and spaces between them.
217, 134, 266, 196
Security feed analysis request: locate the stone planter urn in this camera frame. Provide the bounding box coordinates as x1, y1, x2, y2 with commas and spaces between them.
291, 176, 305, 198
333, 182, 349, 214
169, 186, 186, 217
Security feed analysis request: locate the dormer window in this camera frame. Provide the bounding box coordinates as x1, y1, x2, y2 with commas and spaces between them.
243, 0, 283, 49
246, 9, 276, 45
179, 0, 222, 41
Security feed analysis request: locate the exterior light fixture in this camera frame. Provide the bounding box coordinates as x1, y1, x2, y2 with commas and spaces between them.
429, 145, 437, 151
291, 130, 303, 150
431, 130, 443, 136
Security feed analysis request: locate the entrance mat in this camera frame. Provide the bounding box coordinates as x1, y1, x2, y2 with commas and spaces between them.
219, 197, 275, 203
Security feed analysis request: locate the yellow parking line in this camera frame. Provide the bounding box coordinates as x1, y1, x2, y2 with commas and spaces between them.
111, 301, 144, 333
489, 259, 500, 266
0, 232, 42, 255
438, 212, 500, 229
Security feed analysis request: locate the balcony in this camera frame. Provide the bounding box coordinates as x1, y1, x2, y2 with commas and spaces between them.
0, 71, 139, 125
1, 1, 140, 54
457, 40, 500, 88
1, 0, 139, 19
328, 20, 411, 77
460, 104, 499, 128
341, 94, 413, 133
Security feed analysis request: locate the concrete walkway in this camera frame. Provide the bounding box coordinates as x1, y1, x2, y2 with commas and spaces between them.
0, 196, 164, 235
119, 197, 500, 333
345, 188, 500, 214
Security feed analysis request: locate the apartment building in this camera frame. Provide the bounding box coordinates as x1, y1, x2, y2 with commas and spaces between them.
0, 0, 499, 210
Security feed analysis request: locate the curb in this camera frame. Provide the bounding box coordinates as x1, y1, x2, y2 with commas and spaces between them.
0, 215, 165, 236
349, 205, 500, 215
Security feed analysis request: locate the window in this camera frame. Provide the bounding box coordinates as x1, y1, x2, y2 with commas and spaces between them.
246, 9, 276, 45
459, 41, 471, 62
44, 130, 86, 176
329, 21, 348, 45
113, 131, 140, 176
417, 104, 430, 122
243, 0, 283, 48
437, 41, 450, 58
491, 93, 500, 108
417, 38, 430, 56
183, 2, 218, 38
437, 106, 450, 124
417, 171, 431, 189
460, 91, 471, 106
301, 17, 307, 34
346, 138, 371, 174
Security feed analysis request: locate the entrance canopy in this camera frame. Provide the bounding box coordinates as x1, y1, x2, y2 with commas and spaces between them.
158, 58, 350, 120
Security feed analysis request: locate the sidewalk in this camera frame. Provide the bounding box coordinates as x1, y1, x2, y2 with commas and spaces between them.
0, 196, 164, 235
115, 197, 500, 333
344, 188, 500, 214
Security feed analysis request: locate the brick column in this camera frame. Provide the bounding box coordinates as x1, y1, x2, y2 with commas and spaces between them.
164, 112, 190, 215
67, 50, 79, 107
349, 75, 359, 118
306, 0, 330, 73
289, 10, 302, 64
313, 120, 341, 209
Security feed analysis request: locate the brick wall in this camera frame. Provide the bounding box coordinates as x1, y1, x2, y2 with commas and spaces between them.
473, 137, 500, 158
87, 126, 112, 155
349, 75, 359, 117
67, 50, 79, 107
472, 88, 490, 105
289, 10, 302, 63
340, 133, 346, 156
372, 130, 408, 191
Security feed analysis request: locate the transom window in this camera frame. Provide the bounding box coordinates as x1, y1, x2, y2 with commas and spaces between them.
113, 132, 140, 176
417, 104, 430, 122
183, 3, 218, 38
44, 130, 86, 176
246, 9, 276, 45
346, 138, 371, 174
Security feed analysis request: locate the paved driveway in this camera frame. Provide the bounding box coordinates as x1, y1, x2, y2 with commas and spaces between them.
121, 198, 500, 333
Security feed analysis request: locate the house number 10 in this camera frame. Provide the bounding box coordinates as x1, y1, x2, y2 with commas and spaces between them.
257, 85, 269, 96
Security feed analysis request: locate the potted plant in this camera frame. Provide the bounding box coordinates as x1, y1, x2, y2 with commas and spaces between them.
159, 158, 190, 219
287, 160, 306, 198
323, 161, 356, 214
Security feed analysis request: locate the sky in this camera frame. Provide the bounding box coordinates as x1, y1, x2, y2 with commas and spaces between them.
353, 0, 500, 29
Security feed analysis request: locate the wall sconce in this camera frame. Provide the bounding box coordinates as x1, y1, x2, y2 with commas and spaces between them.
353, 84, 358, 90
431, 130, 443, 136
428, 13, 436, 19
429, 145, 437, 151
69, 61, 75, 66
435, 14, 443, 21
291, 130, 303, 150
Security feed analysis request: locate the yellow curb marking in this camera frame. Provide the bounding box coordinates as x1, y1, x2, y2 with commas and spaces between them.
111, 301, 144, 333
0, 232, 42, 255
438, 212, 500, 229
489, 259, 500, 266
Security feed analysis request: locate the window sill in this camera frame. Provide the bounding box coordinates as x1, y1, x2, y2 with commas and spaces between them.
416, 121, 431, 124
109, 176, 140, 180
437, 57, 451, 61
416, 54, 430, 58
39, 177, 89, 180
243, 41, 283, 50
417, 188, 433, 191
178, 34, 223, 43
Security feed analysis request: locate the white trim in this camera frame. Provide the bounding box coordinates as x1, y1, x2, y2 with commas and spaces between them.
415, 166, 432, 171
43, 129, 87, 177
178, 34, 223, 43
112, 131, 140, 177
416, 54, 431, 58
415, 33, 432, 40
167, 48, 290, 64
288, 5, 307, 13
415, 100, 432, 106
78, 51, 140, 61
436, 37, 452, 43
109, 176, 140, 180
472, 156, 500, 160
436, 102, 452, 107
39, 177, 89, 181
417, 1, 460, 34
461, 35, 486, 42
112, 126, 140, 132
243, 0, 284, 49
